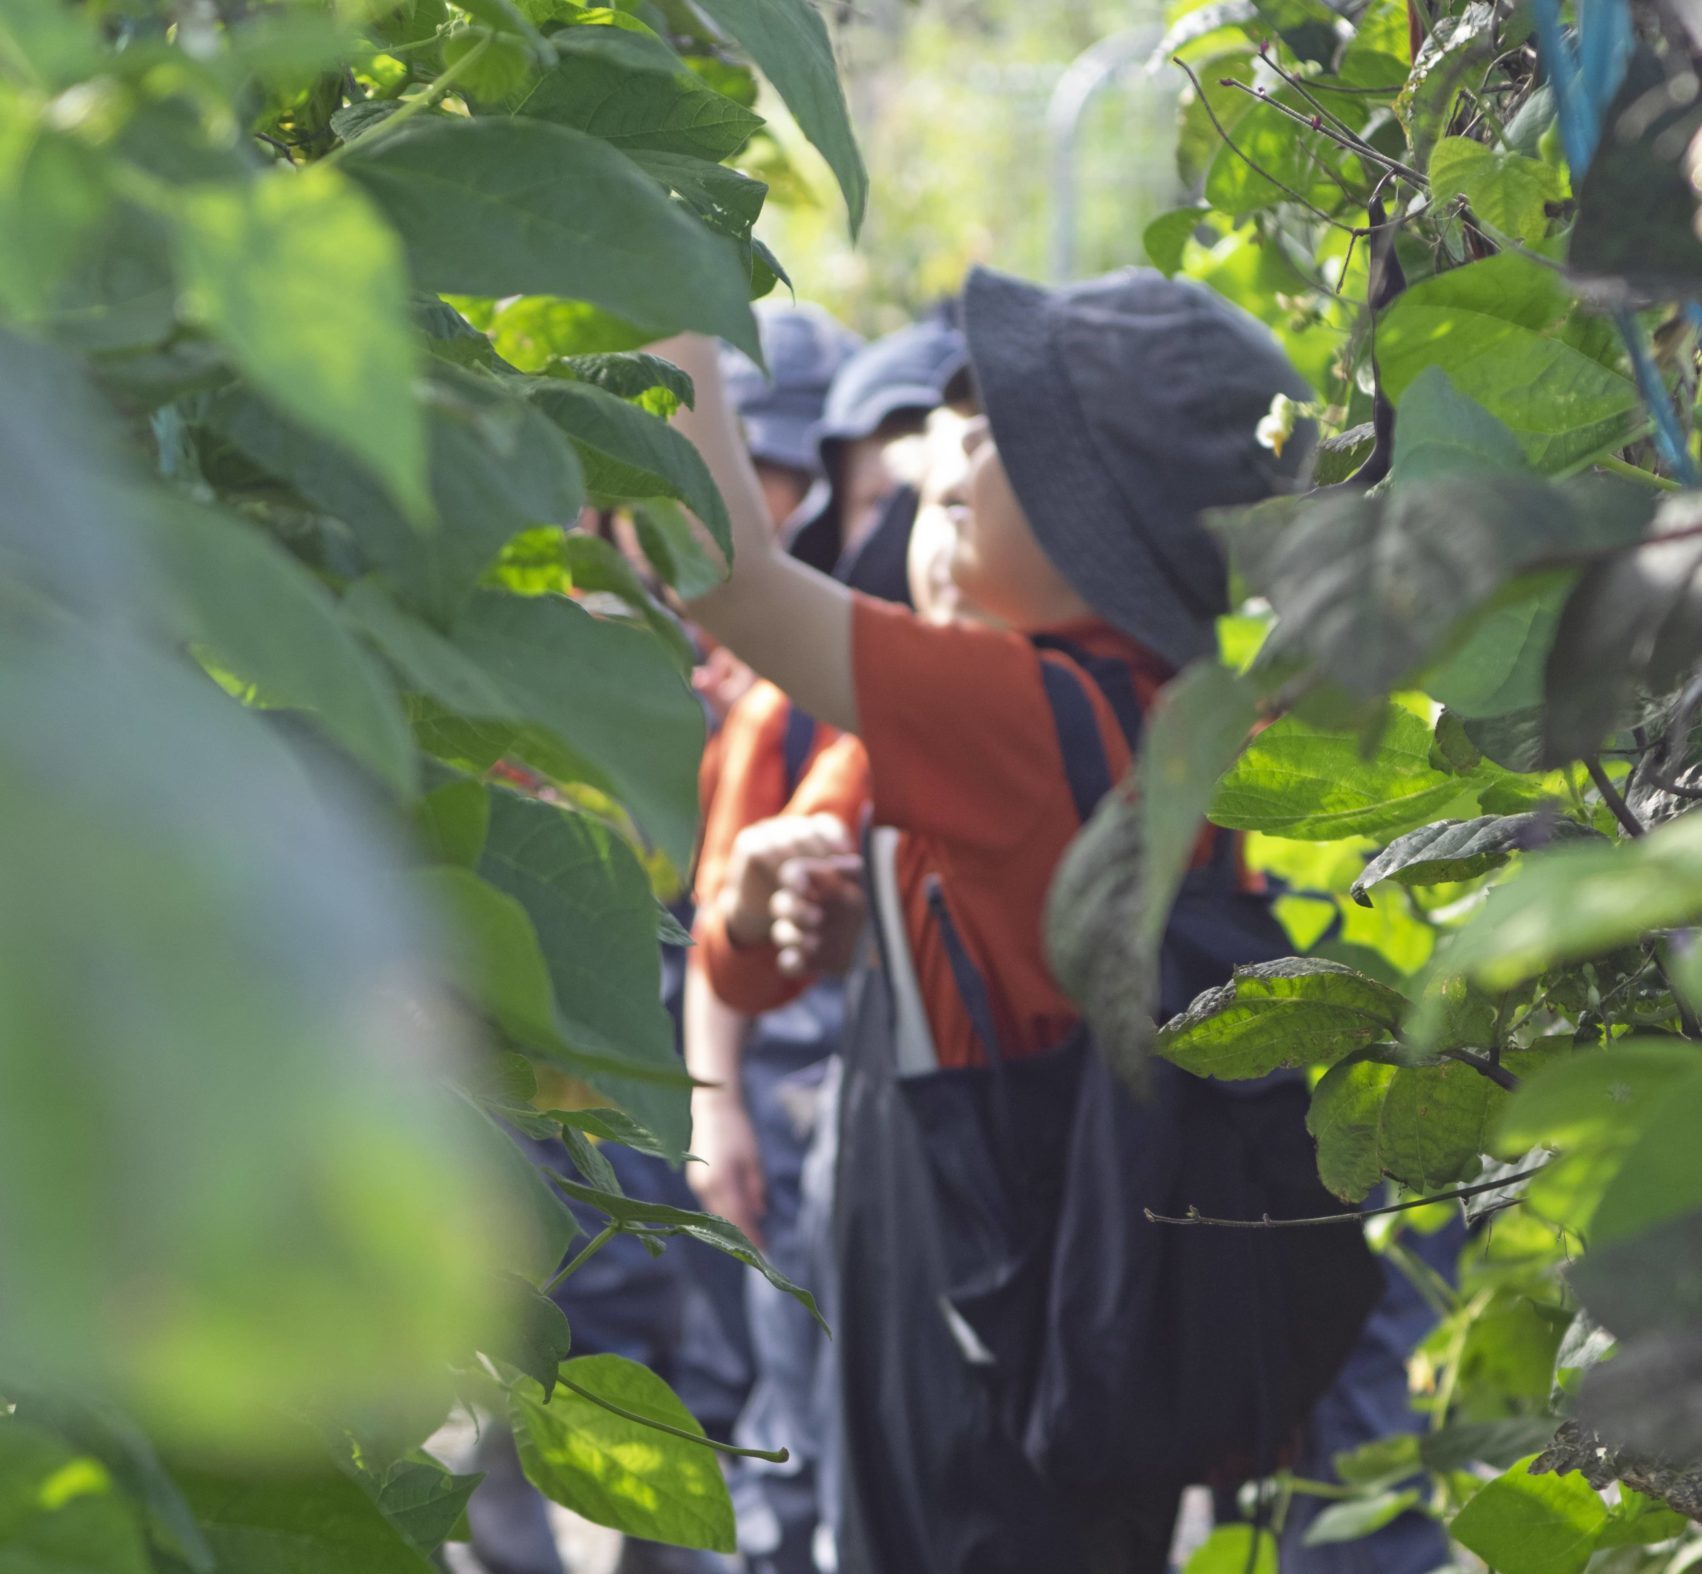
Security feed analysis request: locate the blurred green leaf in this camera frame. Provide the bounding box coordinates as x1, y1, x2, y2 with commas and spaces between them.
0, 1420, 150, 1574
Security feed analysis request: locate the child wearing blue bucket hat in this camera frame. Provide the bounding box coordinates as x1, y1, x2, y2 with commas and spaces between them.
661, 265, 1377, 1574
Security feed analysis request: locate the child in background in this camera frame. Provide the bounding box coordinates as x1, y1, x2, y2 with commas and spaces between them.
685, 319, 963, 1574
661, 264, 1325, 1574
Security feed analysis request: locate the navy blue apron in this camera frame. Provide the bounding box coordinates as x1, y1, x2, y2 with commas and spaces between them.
831, 645, 1379, 1574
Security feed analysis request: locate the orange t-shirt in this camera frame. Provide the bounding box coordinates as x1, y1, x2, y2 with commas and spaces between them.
851, 596, 1176, 1069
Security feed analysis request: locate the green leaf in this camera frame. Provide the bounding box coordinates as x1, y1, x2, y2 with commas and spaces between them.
1210, 707, 1467, 840
529, 377, 731, 559
1589, 1073, 1702, 1245
1301, 1488, 1422, 1546
1249, 0, 1344, 64
1416, 810, 1702, 997
1424, 574, 1572, 720
1597, 1488, 1689, 1547
552, 351, 695, 412
1212, 463, 1648, 700
633, 497, 726, 597
1390, 365, 1531, 484
1376, 253, 1639, 474
1142, 205, 1207, 277
452, 590, 703, 871
559, 533, 693, 671
374, 1461, 484, 1558
485, 1272, 574, 1398
3, 1388, 212, 1572
1377, 1057, 1501, 1192
177, 167, 428, 525
1544, 495, 1702, 765
1494, 1040, 1701, 1154
689, 0, 866, 234
1205, 83, 1362, 215
1427, 136, 1563, 245
412, 776, 490, 867
0, 120, 105, 317
1156, 957, 1407, 1079
1418, 1417, 1561, 1472
1308, 1055, 1397, 1200
0, 1420, 151, 1574
549, 1174, 823, 1329
1183, 1524, 1278, 1574
478, 790, 693, 1154
511, 1354, 735, 1551
452, 1092, 582, 1284
1351, 813, 1601, 904
1046, 662, 1258, 1089
1448, 1455, 1608, 1574
555, 1104, 676, 1164
208, 369, 586, 625
512, 27, 762, 158
174, 1462, 438, 1574
146, 498, 416, 796
344, 117, 759, 358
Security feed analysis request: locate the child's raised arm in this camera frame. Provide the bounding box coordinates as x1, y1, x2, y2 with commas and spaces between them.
656, 333, 859, 735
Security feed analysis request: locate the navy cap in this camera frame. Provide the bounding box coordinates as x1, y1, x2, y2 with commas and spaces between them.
786, 315, 966, 574
964, 264, 1314, 671
719, 302, 861, 477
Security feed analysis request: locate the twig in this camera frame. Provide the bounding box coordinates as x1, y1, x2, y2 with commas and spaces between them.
1172, 58, 1364, 235
1440, 1046, 1521, 1091
1145, 1164, 1549, 1228
1224, 73, 1429, 187
321, 32, 491, 165
1598, 453, 1682, 492
1587, 756, 1645, 838
555, 1374, 789, 1463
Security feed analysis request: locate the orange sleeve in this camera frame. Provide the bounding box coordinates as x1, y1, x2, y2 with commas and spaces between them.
691, 682, 793, 919
851, 596, 1074, 852
696, 733, 872, 1014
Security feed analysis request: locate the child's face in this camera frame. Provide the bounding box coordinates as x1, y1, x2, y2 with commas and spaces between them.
754, 460, 812, 533
946, 416, 1092, 630
908, 408, 981, 625
835, 433, 918, 559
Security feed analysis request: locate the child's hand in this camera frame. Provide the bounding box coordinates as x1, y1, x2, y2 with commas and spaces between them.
718, 813, 853, 949
771, 854, 866, 978
687, 1087, 766, 1247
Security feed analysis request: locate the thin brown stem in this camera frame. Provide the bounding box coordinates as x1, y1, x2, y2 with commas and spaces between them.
1145, 1164, 1549, 1229
1221, 76, 1429, 187
1587, 756, 1645, 838
1440, 1046, 1521, 1092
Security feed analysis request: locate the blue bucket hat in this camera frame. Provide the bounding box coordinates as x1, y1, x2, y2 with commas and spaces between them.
963, 264, 1314, 671
786, 314, 967, 575
719, 302, 862, 477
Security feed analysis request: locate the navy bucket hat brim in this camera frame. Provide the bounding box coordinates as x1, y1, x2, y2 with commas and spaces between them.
963, 264, 1313, 672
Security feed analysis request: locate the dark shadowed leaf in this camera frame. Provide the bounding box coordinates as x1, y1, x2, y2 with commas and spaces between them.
1046, 662, 1257, 1089
1351, 812, 1602, 904
1545, 493, 1702, 765
375, 1460, 484, 1558
549, 1174, 822, 1327
484, 1273, 573, 1398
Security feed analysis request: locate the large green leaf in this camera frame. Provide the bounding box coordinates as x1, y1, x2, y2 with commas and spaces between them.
344, 117, 759, 357
177, 166, 428, 524
1427, 136, 1564, 246
1376, 1057, 1501, 1192
1350, 813, 1601, 904
485, 1273, 575, 1398
529, 377, 732, 560
1307, 1055, 1398, 1200
0, 1420, 150, 1574
373, 1460, 484, 1558
512, 27, 762, 158
1377, 253, 1640, 473
1213, 383, 1648, 697
146, 498, 416, 796
173, 1463, 438, 1574
1205, 82, 1362, 215
1423, 574, 1572, 720
478, 790, 691, 1154
0, 118, 105, 318
1047, 662, 1258, 1089
450, 591, 703, 871
688, 0, 866, 234
1448, 1455, 1608, 1574
1210, 707, 1468, 840
549, 1174, 822, 1326
0, 629, 509, 1449
1156, 958, 1407, 1079
511, 1354, 735, 1551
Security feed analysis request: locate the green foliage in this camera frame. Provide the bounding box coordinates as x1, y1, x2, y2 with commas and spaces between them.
0, 0, 862, 1559
1048, 0, 1702, 1558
